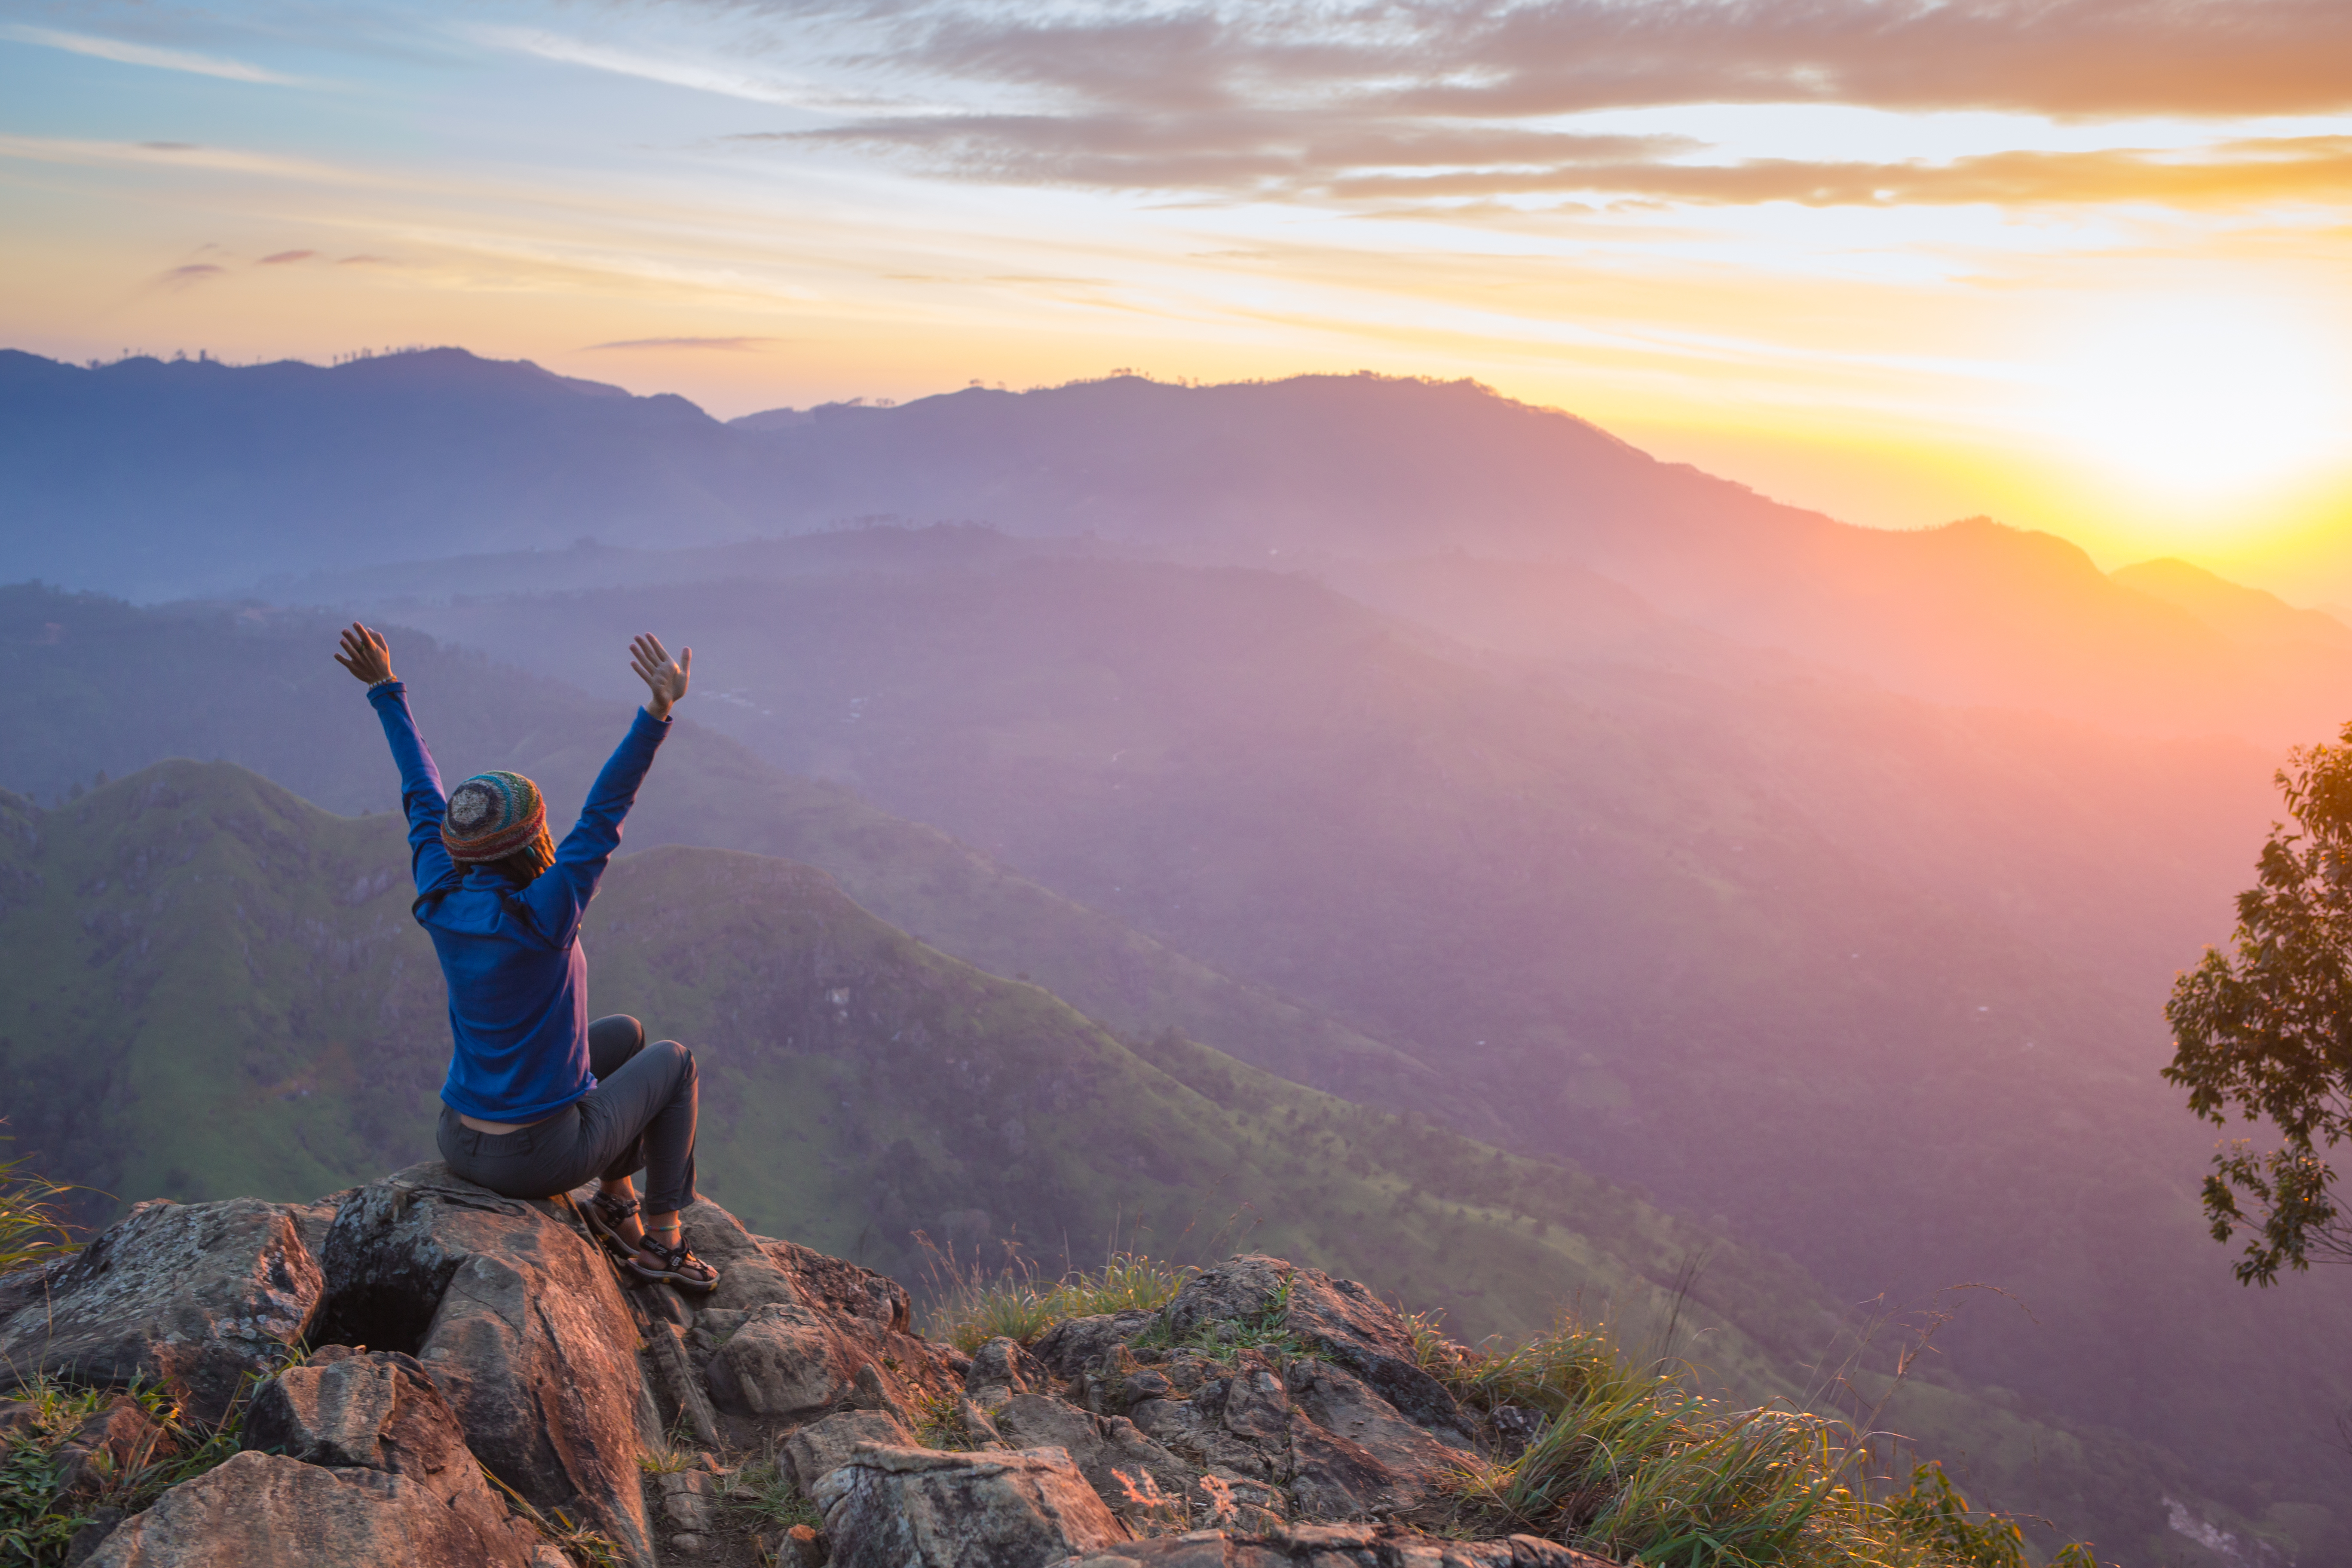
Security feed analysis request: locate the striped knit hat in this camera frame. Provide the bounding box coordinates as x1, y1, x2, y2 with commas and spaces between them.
443, 771, 552, 870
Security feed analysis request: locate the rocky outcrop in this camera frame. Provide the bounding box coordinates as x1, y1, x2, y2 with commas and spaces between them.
317, 1164, 655, 1564
13, 1176, 1617, 1568
1160, 1257, 1474, 1447
818, 1444, 1133, 1568
0, 1197, 322, 1423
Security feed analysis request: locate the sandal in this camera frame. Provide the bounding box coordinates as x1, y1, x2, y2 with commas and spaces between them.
580, 1191, 641, 1260
626, 1237, 720, 1293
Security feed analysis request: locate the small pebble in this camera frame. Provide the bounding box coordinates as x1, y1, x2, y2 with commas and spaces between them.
668, 1531, 706, 1555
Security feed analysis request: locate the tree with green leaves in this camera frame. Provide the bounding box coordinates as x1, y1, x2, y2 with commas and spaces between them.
2166, 723, 2352, 1284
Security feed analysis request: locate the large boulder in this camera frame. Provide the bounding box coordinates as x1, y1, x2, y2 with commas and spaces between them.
240, 1347, 531, 1556
83, 1449, 539, 1567
817, 1444, 1132, 1568
314, 1164, 652, 1566
704, 1302, 862, 1422
0, 1198, 322, 1423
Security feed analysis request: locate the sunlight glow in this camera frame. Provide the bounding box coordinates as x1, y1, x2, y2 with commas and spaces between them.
2036, 297, 2350, 502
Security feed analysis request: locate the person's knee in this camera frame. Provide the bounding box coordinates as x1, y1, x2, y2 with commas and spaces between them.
588, 1014, 646, 1077
649, 1038, 695, 1085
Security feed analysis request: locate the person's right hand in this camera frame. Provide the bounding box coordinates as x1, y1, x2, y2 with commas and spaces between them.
335, 623, 395, 686
630, 633, 691, 721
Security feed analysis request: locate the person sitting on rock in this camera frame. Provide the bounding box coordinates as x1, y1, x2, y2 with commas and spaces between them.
337, 621, 719, 1293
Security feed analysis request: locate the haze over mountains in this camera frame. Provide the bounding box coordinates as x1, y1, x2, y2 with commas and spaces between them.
9, 346, 2349, 745
4, 346, 2349, 1563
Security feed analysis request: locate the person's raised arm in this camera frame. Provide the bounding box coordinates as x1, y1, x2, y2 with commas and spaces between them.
338, 622, 457, 895
519, 634, 689, 940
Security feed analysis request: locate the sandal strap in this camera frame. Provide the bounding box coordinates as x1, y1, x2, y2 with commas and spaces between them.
647, 1239, 713, 1278
589, 1191, 640, 1220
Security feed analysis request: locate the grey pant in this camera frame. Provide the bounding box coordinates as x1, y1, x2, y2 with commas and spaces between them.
437, 1014, 699, 1213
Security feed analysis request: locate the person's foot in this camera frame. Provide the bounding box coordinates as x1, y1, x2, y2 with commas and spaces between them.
581, 1190, 642, 1259
626, 1235, 720, 1292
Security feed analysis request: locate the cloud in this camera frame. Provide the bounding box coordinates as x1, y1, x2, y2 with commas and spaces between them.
158, 263, 227, 290
0, 135, 358, 184
833, 0, 2352, 121
761, 110, 2352, 210
0, 23, 306, 86
585, 336, 782, 351
711, 0, 2352, 210
756, 116, 1694, 196
259, 250, 317, 265
1331, 136, 2352, 209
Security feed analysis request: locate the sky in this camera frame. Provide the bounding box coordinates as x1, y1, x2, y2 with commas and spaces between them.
4, 0, 2351, 599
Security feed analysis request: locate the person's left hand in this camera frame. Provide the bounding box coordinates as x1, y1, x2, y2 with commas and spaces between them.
335, 623, 394, 686
630, 634, 691, 720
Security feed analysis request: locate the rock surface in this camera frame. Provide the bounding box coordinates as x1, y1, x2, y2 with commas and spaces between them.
818, 1443, 1134, 1568
1163, 1258, 1473, 1447
784, 1409, 915, 1494
1052, 1526, 1618, 1566
15, 1172, 1619, 1568
240, 1348, 529, 1556
83, 1449, 536, 1567
317, 1164, 655, 1565
0, 1198, 322, 1423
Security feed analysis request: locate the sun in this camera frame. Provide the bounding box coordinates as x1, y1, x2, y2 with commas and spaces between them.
2034, 295, 2349, 501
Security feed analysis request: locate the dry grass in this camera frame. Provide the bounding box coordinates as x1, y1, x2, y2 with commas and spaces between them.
915, 1236, 1192, 1354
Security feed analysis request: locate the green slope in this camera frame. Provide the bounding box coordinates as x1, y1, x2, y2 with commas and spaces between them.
0, 761, 2230, 1562
0, 583, 1452, 1126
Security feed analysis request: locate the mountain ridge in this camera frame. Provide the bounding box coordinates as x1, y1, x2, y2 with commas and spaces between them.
10, 344, 2343, 742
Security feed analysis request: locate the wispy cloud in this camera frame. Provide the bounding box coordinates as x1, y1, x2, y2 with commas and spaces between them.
709, 0, 2352, 210
586, 336, 783, 350
0, 23, 306, 86
260, 249, 317, 265
158, 263, 227, 290
469, 24, 828, 108
0, 135, 376, 186
823, 0, 2352, 121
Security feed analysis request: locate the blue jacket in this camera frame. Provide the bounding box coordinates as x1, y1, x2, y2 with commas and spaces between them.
368, 681, 669, 1121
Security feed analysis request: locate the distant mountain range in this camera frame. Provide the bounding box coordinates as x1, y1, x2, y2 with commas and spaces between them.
6, 347, 2347, 743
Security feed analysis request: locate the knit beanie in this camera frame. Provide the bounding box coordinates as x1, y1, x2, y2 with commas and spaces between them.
443, 772, 551, 870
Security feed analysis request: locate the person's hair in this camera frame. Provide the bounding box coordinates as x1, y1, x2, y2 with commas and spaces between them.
487, 849, 544, 887
484, 830, 555, 887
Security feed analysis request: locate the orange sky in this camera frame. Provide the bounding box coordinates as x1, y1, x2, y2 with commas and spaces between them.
4, 2, 2350, 600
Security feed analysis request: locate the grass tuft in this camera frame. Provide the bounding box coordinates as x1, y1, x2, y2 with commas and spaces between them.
915, 1235, 1191, 1353
729, 1457, 822, 1533
1428, 1313, 2102, 1567
0, 1137, 83, 1280
0, 1363, 281, 1566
